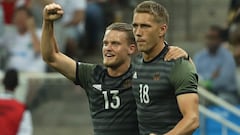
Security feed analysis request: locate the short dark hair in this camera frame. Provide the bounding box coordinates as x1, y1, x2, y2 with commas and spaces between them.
134, 1, 169, 25
14, 6, 33, 17
3, 69, 19, 91
106, 22, 136, 45
209, 25, 224, 39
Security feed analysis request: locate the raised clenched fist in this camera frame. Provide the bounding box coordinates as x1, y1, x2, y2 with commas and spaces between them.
43, 3, 64, 22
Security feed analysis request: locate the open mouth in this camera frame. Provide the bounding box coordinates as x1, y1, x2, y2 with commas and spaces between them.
105, 53, 115, 58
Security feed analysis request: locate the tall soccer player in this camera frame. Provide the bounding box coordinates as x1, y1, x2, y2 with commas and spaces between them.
41, 3, 189, 135
132, 1, 199, 135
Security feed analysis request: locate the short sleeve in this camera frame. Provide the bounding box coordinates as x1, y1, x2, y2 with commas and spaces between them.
74, 62, 96, 89
170, 59, 198, 96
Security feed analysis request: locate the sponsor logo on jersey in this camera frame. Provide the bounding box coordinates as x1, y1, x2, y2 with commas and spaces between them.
133, 72, 138, 79
92, 84, 102, 91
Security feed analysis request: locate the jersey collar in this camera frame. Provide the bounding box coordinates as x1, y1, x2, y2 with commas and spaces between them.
143, 42, 169, 63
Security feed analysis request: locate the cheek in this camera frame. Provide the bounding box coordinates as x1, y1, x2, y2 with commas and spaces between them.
117, 47, 129, 57
147, 33, 158, 45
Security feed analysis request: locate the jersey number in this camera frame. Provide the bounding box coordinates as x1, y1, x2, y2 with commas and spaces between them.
139, 84, 150, 104
102, 90, 120, 109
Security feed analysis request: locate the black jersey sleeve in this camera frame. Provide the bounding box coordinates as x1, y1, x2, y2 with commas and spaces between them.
74, 62, 96, 89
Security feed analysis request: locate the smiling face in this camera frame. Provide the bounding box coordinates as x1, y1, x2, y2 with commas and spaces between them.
102, 30, 133, 68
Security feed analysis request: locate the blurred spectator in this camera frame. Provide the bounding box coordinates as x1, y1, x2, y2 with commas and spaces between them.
228, 5, 240, 66
194, 25, 239, 104
0, 5, 5, 70
0, 6, 45, 72
55, 0, 86, 58
85, 0, 104, 52
0, 0, 30, 25
29, 0, 54, 27
0, 69, 33, 135
0, 4, 4, 36
228, 0, 240, 25
85, 0, 132, 52
229, 23, 240, 66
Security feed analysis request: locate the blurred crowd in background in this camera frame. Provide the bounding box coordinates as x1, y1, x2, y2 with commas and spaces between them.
0, 0, 240, 134
0, 0, 135, 72
0, 0, 240, 102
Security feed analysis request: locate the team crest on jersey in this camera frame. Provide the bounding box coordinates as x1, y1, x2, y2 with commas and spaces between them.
123, 79, 132, 88
153, 72, 160, 81
133, 72, 138, 79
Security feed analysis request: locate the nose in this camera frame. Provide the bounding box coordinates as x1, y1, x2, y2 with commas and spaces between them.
103, 43, 112, 52
134, 27, 142, 37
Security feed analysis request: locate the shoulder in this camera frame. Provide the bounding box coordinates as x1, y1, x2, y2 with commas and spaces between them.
77, 62, 99, 74
92, 64, 107, 82
194, 49, 207, 59
171, 58, 196, 73
132, 53, 143, 65
93, 64, 106, 75
219, 46, 234, 58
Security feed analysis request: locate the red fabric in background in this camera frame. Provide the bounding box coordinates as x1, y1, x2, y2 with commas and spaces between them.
1, 0, 30, 24
0, 98, 25, 135
1, 1, 16, 24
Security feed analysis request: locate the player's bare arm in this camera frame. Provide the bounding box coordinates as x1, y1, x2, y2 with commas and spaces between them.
41, 3, 76, 81
164, 93, 199, 135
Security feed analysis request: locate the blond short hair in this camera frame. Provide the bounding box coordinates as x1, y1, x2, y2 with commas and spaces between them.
106, 23, 136, 45
134, 1, 169, 25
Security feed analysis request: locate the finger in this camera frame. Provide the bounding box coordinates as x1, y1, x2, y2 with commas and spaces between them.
164, 53, 174, 61
46, 3, 63, 14
165, 49, 176, 61
57, 10, 64, 15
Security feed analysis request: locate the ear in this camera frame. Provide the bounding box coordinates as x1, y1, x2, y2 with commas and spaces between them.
159, 24, 168, 37
128, 44, 137, 55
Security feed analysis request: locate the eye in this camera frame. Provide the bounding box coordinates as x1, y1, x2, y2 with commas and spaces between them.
112, 41, 121, 46
141, 24, 151, 28
132, 24, 138, 28
102, 41, 108, 46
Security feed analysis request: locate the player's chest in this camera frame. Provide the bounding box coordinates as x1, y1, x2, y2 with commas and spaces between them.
88, 78, 134, 110
132, 65, 174, 103
132, 64, 172, 89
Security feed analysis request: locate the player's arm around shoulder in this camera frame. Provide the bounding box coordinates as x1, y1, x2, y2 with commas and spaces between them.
41, 3, 76, 81
164, 46, 188, 61
165, 45, 196, 68
166, 59, 199, 135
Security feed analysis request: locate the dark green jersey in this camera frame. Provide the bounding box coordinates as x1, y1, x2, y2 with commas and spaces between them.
132, 45, 198, 135
74, 62, 139, 135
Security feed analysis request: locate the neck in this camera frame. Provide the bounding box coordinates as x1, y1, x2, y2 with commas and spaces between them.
208, 46, 220, 55
5, 89, 14, 93
143, 40, 165, 62
107, 59, 131, 77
